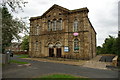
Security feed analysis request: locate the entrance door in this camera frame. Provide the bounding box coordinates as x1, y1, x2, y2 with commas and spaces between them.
49, 48, 54, 57
56, 48, 61, 57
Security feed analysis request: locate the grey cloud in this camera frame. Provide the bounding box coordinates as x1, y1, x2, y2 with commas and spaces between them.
12, 0, 118, 46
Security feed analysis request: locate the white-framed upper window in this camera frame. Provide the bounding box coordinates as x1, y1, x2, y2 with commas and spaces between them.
59, 19, 62, 30
73, 20, 78, 32
53, 19, 56, 31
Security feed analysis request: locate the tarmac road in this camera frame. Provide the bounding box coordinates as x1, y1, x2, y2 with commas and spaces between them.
2, 55, 119, 79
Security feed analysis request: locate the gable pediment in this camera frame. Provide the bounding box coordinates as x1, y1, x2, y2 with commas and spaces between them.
41, 4, 69, 17
30, 4, 89, 21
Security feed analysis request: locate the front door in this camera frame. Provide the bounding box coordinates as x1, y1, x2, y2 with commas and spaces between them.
49, 48, 54, 57
56, 48, 61, 57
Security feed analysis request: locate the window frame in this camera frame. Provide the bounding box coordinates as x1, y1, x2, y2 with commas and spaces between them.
48, 20, 51, 31
74, 38, 79, 52
53, 19, 56, 31
73, 19, 78, 32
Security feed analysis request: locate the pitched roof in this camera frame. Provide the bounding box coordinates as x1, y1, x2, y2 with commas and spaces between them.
30, 4, 89, 20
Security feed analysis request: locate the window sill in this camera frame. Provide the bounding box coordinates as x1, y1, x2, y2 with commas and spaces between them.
74, 51, 79, 53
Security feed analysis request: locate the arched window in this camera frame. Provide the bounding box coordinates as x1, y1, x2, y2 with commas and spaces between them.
53, 19, 56, 31
59, 18, 62, 30
36, 25, 39, 35
74, 39, 79, 52
36, 41, 38, 51
73, 20, 78, 32
48, 20, 51, 31
57, 19, 62, 30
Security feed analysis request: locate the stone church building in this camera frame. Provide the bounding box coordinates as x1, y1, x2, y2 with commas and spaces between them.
29, 4, 96, 60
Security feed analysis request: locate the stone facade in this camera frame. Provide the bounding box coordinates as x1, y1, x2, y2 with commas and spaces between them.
29, 4, 96, 60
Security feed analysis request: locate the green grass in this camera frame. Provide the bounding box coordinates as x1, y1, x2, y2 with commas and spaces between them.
17, 54, 29, 58
40, 74, 77, 78
10, 60, 29, 64
33, 74, 92, 80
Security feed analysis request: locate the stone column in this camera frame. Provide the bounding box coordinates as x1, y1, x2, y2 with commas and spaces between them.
54, 48, 56, 57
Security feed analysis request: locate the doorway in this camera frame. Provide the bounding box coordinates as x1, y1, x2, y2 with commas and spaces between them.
49, 48, 54, 57
56, 48, 61, 57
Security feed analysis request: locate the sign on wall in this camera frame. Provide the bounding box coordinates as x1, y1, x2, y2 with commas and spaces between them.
64, 46, 69, 52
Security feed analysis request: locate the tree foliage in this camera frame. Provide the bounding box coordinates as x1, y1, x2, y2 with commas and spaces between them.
21, 35, 29, 51
2, 0, 28, 12
1, 0, 28, 52
2, 7, 26, 52
97, 35, 120, 56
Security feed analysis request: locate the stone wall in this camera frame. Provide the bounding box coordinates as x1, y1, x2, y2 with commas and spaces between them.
29, 4, 96, 60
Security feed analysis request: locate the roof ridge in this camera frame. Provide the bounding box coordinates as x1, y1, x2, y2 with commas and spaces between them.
30, 4, 89, 20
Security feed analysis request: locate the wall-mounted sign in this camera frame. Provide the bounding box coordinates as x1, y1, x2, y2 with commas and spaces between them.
64, 46, 69, 52
73, 32, 79, 36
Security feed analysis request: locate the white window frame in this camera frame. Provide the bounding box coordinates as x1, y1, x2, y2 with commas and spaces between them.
73, 20, 78, 32
53, 19, 56, 31
74, 39, 79, 52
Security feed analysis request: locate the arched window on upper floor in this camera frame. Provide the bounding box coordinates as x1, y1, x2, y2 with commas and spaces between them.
73, 19, 78, 32
53, 19, 56, 31
48, 20, 51, 31
36, 24, 39, 35
59, 18, 62, 30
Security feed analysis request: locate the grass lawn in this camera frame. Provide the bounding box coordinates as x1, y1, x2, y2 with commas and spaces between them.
17, 54, 29, 58
10, 60, 29, 64
33, 74, 92, 80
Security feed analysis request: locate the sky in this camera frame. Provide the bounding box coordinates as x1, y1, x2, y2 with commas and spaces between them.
12, 0, 119, 46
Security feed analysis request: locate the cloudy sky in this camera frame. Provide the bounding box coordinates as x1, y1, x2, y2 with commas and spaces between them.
13, 0, 119, 46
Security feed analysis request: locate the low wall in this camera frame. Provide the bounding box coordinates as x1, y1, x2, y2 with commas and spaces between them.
13, 51, 28, 54
2, 54, 10, 64
112, 56, 118, 67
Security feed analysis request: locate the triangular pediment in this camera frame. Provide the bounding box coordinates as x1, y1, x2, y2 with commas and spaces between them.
30, 4, 89, 20
41, 4, 69, 17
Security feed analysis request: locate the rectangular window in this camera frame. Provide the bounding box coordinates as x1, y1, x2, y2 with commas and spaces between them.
74, 20, 78, 32
48, 21, 51, 31
53, 20, 56, 31
36, 26, 39, 35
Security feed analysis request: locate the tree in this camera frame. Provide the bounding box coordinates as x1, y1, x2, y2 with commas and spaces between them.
96, 46, 102, 54
115, 36, 120, 56
1, 0, 28, 52
2, 0, 28, 12
97, 35, 120, 55
2, 7, 26, 52
21, 35, 29, 51
102, 35, 116, 54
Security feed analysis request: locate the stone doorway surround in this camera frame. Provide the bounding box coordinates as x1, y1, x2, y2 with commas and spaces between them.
55, 42, 62, 57
56, 48, 61, 57
48, 42, 62, 57
49, 48, 54, 57
48, 44, 54, 57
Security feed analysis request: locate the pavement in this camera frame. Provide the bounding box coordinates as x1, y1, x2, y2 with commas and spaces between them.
82, 55, 113, 70
2, 55, 119, 79
24, 55, 117, 70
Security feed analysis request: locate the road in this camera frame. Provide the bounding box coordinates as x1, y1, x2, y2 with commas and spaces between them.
2, 55, 119, 79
